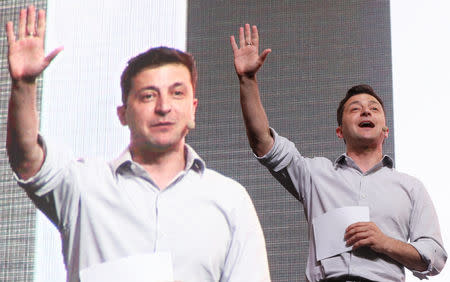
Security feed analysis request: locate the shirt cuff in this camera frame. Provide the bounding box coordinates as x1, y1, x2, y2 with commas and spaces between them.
410, 240, 446, 278
15, 134, 72, 197
14, 134, 47, 188
255, 128, 295, 172
254, 128, 278, 161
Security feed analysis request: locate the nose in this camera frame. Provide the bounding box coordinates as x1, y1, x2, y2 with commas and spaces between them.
361, 106, 371, 116
155, 95, 171, 115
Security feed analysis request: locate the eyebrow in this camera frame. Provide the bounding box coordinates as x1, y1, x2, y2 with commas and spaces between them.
169, 82, 187, 90
137, 86, 159, 94
347, 100, 381, 108
137, 82, 187, 92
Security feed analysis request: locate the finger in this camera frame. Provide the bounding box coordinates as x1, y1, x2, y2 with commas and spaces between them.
251, 25, 259, 48
259, 48, 271, 63
346, 234, 362, 247
239, 26, 245, 48
345, 225, 368, 239
346, 221, 368, 232
6, 22, 16, 46
36, 9, 46, 38
18, 8, 27, 38
26, 5, 36, 36
44, 46, 64, 65
230, 36, 238, 53
347, 229, 372, 245
351, 237, 373, 249
244, 23, 251, 45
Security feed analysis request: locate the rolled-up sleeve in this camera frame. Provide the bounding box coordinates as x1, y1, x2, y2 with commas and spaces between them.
14, 135, 79, 228
409, 178, 447, 278
256, 128, 296, 172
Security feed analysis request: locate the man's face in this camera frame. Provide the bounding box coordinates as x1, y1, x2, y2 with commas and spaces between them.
336, 93, 388, 147
117, 63, 197, 152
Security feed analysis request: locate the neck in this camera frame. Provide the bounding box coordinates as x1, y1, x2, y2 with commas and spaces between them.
130, 142, 186, 190
346, 143, 383, 173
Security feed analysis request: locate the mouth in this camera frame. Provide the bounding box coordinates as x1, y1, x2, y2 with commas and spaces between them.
152, 121, 175, 127
358, 121, 375, 128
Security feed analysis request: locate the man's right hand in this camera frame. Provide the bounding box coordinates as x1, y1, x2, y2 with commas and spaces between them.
6, 5, 62, 83
230, 24, 271, 79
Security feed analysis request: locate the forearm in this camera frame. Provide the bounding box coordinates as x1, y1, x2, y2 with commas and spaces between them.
381, 237, 428, 272
239, 75, 273, 157
7, 80, 44, 179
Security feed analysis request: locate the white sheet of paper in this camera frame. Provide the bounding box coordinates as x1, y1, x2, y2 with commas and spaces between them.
312, 206, 370, 261
79, 252, 174, 282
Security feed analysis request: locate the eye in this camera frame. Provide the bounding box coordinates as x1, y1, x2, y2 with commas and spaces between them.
173, 90, 185, 98
140, 92, 156, 101
371, 107, 379, 111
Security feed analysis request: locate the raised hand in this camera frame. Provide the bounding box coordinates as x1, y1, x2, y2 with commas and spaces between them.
6, 5, 63, 82
230, 24, 271, 78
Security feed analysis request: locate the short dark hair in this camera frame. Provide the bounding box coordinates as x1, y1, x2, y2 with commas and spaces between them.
336, 84, 385, 126
120, 47, 197, 105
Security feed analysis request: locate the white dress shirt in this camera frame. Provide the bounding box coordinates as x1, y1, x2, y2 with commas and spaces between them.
17, 136, 271, 282
257, 129, 446, 282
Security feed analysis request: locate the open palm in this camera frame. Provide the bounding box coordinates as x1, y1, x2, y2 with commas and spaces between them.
230, 24, 271, 78
6, 6, 62, 82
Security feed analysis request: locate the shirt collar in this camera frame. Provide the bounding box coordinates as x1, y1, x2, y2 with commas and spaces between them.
334, 153, 394, 171
110, 144, 206, 175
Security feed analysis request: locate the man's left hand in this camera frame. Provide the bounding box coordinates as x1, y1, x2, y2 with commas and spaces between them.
345, 221, 391, 253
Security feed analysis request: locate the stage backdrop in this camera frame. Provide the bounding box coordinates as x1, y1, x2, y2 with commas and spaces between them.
0, 1, 47, 281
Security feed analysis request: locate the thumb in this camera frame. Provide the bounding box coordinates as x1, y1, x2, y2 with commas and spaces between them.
43, 46, 64, 66
259, 48, 272, 64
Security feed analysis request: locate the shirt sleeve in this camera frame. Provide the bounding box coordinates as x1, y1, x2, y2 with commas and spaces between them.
256, 128, 309, 202
14, 135, 81, 229
408, 177, 447, 278
220, 188, 271, 282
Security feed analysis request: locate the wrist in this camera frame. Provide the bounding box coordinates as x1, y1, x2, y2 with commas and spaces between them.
12, 77, 37, 87
381, 236, 399, 255
11, 79, 38, 96
238, 74, 257, 84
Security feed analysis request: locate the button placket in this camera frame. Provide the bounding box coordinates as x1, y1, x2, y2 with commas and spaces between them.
359, 175, 369, 205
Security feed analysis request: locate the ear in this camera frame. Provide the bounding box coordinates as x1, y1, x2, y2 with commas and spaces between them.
191, 98, 198, 122
336, 126, 344, 139
117, 105, 127, 126
383, 126, 389, 139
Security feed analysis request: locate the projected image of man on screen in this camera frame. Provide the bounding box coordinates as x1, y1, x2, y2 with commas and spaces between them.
230, 23, 447, 282
5, 6, 271, 282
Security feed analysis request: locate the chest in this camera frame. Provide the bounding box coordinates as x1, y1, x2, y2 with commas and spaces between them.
308, 168, 413, 236
74, 173, 232, 275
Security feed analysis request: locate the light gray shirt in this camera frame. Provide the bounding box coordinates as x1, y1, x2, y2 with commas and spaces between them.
257, 129, 446, 282
17, 136, 271, 282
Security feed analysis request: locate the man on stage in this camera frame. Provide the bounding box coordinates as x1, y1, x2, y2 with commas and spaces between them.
230, 23, 446, 282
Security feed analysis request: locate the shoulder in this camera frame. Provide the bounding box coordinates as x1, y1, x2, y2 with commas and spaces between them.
198, 169, 260, 222
201, 168, 247, 192
72, 157, 111, 173
300, 155, 335, 172
387, 168, 429, 198
390, 168, 424, 186
196, 168, 254, 208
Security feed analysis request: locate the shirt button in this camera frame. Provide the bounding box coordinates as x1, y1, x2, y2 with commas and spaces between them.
360, 194, 367, 199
